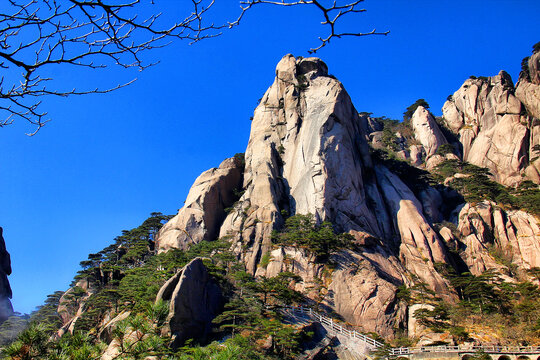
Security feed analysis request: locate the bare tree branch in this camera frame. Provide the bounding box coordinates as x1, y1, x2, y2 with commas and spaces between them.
0, 0, 387, 135
234, 0, 389, 53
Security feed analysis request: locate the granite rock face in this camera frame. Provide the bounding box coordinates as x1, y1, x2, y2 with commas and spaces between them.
155, 258, 222, 348
155, 54, 540, 338
516, 50, 540, 119
0, 228, 13, 323
156, 157, 243, 252
453, 201, 540, 276
442, 71, 534, 186
160, 55, 454, 336
219, 54, 389, 274
411, 106, 448, 158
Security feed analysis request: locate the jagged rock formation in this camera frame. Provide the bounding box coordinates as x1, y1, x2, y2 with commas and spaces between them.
154, 50, 540, 341
156, 157, 243, 252
516, 50, 540, 181
0, 228, 13, 323
517, 50, 540, 119
442, 71, 534, 186
156, 55, 463, 336
37, 48, 539, 357
450, 201, 540, 275
155, 258, 222, 348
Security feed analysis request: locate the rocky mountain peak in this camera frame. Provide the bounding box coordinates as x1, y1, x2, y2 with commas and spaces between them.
40, 49, 540, 354
156, 54, 463, 335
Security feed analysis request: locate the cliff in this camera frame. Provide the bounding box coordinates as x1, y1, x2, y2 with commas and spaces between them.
21, 45, 539, 358
0, 228, 13, 324
156, 52, 540, 339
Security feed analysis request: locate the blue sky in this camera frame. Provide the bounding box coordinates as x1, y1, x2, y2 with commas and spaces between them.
0, 1, 539, 314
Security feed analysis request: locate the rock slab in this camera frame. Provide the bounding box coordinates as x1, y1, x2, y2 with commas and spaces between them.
156, 258, 222, 348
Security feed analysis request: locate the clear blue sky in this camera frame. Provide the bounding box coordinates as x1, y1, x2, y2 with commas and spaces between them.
0, 0, 539, 314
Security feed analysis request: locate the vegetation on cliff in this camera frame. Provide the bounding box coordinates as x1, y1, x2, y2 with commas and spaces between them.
0, 214, 315, 359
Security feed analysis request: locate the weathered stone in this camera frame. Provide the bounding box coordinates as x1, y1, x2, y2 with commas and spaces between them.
364, 114, 383, 133
374, 165, 450, 295
261, 246, 407, 338
98, 311, 131, 344
516, 50, 540, 119
442, 72, 533, 186
409, 145, 425, 166
156, 157, 243, 252
57, 280, 96, 337
411, 106, 448, 157
219, 54, 388, 274
370, 131, 385, 149
156, 258, 222, 348
154, 54, 540, 341
0, 228, 12, 324
456, 201, 540, 276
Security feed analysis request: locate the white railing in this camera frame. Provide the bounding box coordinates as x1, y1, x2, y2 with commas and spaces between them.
280, 306, 540, 358
389, 345, 540, 356
280, 305, 384, 349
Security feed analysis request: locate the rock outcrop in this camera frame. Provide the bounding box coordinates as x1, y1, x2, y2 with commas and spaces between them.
156, 157, 243, 252
442, 71, 534, 186
411, 105, 448, 158
156, 55, 466, 336
219, 55, 387, 273
57, 279, 96, 336
453, 201, 540, 276
155, 53, 540, 339
516, 50, 540, 119
516, 49, 540, 182
155, 258, 222, 348
0, 228, 13, 323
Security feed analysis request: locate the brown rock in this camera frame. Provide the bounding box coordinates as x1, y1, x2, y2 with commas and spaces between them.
411, 106, 448, 157
156, 157, 243, 252
455, 201, 540, 276
156, 258, 222, 348
442, 72, 535, 186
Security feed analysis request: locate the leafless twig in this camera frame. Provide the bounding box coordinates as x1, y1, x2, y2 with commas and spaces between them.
0, 0, 387, 134
233, 1, 389, 53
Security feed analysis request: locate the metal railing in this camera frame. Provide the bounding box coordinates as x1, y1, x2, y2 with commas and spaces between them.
281, 305, 384, 349
281, 305, 540, 358
389, 345, 540, 356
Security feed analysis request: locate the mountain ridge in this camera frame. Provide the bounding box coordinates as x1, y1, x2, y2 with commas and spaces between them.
2, 45, 539, 358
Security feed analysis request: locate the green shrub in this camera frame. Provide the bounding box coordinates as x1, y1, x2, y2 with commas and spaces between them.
403, 99, 429, 121
272, 214, 353, 262
435, 143, 455, 156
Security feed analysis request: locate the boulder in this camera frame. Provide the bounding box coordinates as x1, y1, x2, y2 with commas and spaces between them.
156, 157, 243, 252
409, 145, 425, 166
156, 258, 222, 348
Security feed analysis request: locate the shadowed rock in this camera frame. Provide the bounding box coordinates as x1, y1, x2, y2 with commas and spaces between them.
156, 258, 222, 348
0, 228, 13, 323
